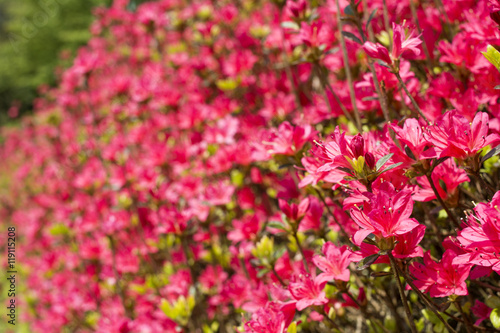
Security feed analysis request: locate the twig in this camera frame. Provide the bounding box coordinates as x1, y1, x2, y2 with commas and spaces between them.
293, 231, 310, 274
425, 172, 460, 229
336, 0, 363, 133
394, 71, 430, 124
397, 263, 458, 333
388, 253, 418, 333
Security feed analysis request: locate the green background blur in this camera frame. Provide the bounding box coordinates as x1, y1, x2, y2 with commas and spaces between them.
0, 0, 113, 125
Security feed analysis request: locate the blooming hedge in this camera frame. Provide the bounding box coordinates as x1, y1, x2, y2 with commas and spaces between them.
2, 0, 500, 332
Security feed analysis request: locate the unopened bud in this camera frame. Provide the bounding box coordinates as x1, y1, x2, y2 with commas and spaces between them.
350, 135, 364, 158
365, 152, 376, 169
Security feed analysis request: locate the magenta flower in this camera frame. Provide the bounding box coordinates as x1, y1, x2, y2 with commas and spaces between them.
391, 22, 422, 60
412, 159, 469, 204
393, 224, 426, 259
313, 243, 354, 284
261, 122, 315, 156
409, 250, 472, 298
279, 197, 310, 223
299, 21, 333, 49
391, 118, 435, 160
424, 111, 500, 160
362, 42, 392, 65
408, 251, 440, 293
471, 301, 492, 326
350, 182, 420, 246
362, 22, 421, 67
288, 274, 328, 311
453, 192, 500, 274
244, 302, 294, 333
315, 127, 396, 181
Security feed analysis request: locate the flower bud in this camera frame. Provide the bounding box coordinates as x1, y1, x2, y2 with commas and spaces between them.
365, 152, 376, 169
350, 135, 365, 158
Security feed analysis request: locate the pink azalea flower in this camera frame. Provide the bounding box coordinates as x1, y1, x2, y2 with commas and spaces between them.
349, 182, 420, 246
424, 111, 500, 160
453, 193, 500, 274
413, 159, 469, 204
393, 224, 426, 259
315, 127, 395, 179
351, 225, 425, 263
362, 42, 392, 65
409, 250, 472, 298
279, 197, 310, 223
391, 22, 422, 60
299, 21, 333, 49
313, 242, 354, 284
471, 300, 492, 326
260, 122, 315, 156
299, 197, 323, 232
391, 118, 435, 161
289, 274, 328, 311
244, 302, 294, 333
362, 22, 421, 66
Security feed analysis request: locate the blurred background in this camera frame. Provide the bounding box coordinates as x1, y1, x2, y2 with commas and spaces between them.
0, 0, 116, 125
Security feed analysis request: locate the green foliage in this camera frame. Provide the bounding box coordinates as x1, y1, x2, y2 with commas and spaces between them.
0, 0, 112, 124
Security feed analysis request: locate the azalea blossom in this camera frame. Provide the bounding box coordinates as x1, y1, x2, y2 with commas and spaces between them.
362, 22, 422, 67
409, 250, 472, 298
313, 242, 354, 284
288, 274, 328, 311
350, 182, 420, 246
244, 302, 294, 333
424, 111, 500, 161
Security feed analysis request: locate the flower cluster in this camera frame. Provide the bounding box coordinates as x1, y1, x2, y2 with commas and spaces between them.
1, 0, 500, 332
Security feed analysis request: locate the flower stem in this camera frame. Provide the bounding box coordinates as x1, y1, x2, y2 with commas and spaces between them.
409, 0, 434, 70
396, 262, 458, 333
314, 187, 349, 240
315, 64, 356, 126
336, 0, 363, 133
382, 0, 392, 50
394, 71, 430, 124
293, 231, 310, 274
455, 300, 474, 333
425, 173, 460, 229
388, 253, 417, 333
108, 235, 134, 319
271, 266, 286, 286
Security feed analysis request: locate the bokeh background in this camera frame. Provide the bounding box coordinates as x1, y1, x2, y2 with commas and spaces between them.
0, 0, 159, 125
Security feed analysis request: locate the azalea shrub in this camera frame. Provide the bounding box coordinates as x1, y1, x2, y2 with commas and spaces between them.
2, 0, 500, 332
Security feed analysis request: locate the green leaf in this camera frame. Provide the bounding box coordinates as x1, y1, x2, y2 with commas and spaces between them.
491, 308, 500, 329
439, 179, 448, 193
486, 296, 500, 310
404, 145, 416, 160
274, 246, 287, 259
481, 144, 500, 164
482, 45, 500, 73
267, 221, 287, 231
344, 4, 355, 16
357, 253, 380, 270
257, 268, 270, 278
366, 9, 377, 29
281, 21, 300, 31
434, 156, 450, 168
341, 31, 362, 45
287, 322, 298, 333
376, 60, 390, 68
376, 153, 394, 171
495, 85, 500, 89
216, 79, 239, 91
49, 223, 70, 236
378, 162, 402, 175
